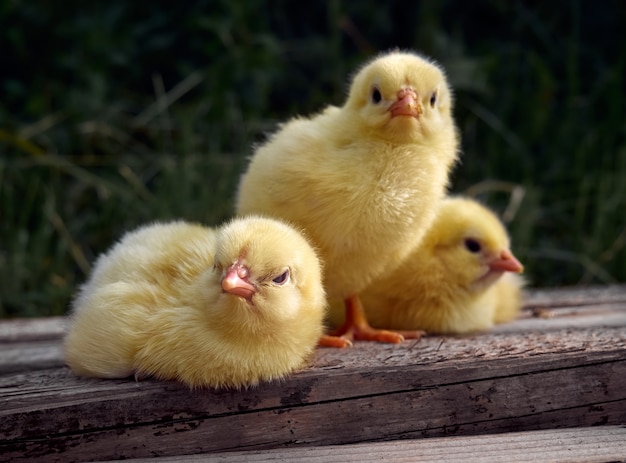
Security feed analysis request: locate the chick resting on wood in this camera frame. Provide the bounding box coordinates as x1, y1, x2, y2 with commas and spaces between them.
332, 197, 525, 334
64, 216, 326, 389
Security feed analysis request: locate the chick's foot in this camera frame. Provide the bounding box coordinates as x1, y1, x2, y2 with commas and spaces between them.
318, 334, 353, 348
324, 295, 423, 345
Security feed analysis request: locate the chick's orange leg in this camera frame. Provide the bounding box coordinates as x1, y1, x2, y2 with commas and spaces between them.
317, 295, 371, 348
335, 295, 419, 343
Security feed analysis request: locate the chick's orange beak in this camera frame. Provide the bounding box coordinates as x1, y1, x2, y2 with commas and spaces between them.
489, 249, 524, 273
389, 88, 421, 118
222, 262, 256, 300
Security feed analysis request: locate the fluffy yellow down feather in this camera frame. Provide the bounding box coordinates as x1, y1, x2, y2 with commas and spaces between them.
236, 50, 459, 345
64, 216, 326, 389
328, 197, 525, 334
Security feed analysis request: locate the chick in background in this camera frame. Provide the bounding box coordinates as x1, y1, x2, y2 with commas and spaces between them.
327, 197, 525, 335
64, 216, 326, 389
236, 50, 459, 346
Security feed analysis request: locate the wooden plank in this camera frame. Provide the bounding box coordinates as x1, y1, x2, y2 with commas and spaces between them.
1, 329, 625, 461
0, 340, 63, 374
0, 317, 66, 343
0, 285, 625, 462
2, 285, 626, 373
2, 287, 626, 374
94, 426, 626, 463
494, 302, 626, 333
3, 313, 626, 374
523, 284, 626, 309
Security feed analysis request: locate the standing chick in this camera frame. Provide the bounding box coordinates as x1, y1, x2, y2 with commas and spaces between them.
64, 216, 326, 389
337, 197, 525, 334
236, 50, 459, 346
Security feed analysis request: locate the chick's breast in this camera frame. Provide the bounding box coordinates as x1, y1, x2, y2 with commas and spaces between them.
237, 51, 459, 301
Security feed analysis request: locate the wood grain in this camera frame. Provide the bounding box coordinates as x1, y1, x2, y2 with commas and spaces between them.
94, 426, 626, 463
1, 285, 625, 462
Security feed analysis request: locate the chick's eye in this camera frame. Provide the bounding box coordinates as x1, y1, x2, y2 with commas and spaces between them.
272, 269, 290, 285
464, 238, 481, 253
429, 92, 437, 107
371, 86, 382, 104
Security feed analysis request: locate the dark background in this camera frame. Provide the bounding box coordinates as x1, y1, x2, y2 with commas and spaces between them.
1, 0, 625, 317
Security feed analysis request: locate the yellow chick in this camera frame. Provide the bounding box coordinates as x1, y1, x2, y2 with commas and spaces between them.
236, 50, 459, 346
333, 197, 525, 334
64, 216, 326, 389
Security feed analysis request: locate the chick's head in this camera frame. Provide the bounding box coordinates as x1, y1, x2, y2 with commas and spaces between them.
207, 216, 326, 336
344, 50, 454, 143
427, 198, 524, 292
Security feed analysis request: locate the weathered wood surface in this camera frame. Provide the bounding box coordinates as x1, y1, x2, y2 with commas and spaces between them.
97, 426, 626, 463
1, 285, 625, 462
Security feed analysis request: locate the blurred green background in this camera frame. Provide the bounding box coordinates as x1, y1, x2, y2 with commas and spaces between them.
1, 1, 625, 318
